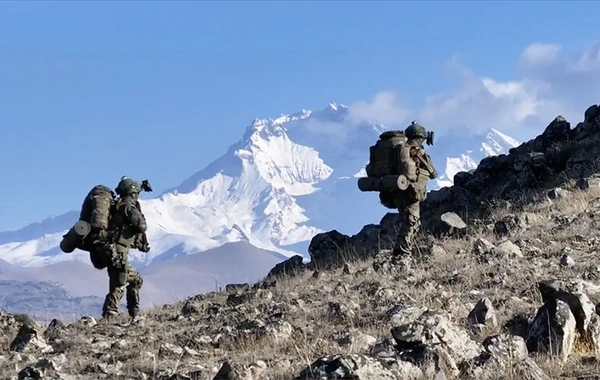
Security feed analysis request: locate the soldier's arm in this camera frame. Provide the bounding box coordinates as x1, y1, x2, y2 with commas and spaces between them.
426, 153, 438, 179
429, 167, 438, 179
121, 198, 148, 233
415, 150, 438, 179
399, 145, 418, 182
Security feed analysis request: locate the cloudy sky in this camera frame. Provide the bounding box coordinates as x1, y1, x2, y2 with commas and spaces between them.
1, 1, 600, 230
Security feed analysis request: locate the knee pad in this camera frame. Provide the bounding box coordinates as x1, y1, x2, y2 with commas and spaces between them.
128, 274, 143, 290
116, 271, 127, 287
407, 214, 419, 227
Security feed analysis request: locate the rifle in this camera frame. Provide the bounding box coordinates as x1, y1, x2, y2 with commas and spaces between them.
133, 200, 151, 252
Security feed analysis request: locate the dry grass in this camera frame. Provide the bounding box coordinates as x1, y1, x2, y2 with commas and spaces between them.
3, 186, 600, 379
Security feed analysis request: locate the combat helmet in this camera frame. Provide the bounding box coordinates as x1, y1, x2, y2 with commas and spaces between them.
115, 176, 142, 196
404, 121, 427, 139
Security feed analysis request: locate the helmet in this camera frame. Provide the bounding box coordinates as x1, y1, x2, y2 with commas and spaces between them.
115, 176, 142, 196
405, 121, 427, 139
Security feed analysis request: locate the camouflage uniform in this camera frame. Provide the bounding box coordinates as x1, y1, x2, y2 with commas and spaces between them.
102, 177, 147, 320
392, 123, 437, 255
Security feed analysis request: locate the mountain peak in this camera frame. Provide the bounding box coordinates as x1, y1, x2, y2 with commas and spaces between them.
431, 126, 521, 189
0, 102, 520, 270
326, 102, 348, 112
488, 128, 521, 147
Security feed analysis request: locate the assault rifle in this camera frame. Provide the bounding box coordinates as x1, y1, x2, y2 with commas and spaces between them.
133, 200, 151, 253
141, 179, 153, 192
426, 131, 434, 146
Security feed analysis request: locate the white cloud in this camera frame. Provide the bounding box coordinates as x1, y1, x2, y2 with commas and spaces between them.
342, 41, 600, 141
521, 43, 562, 66
347, 91, 410, 127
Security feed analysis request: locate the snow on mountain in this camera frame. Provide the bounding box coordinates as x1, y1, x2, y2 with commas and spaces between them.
428, 127, 521, 189
0, 103, 520, 269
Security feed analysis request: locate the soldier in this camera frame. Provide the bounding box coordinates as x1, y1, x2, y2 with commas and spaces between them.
392, 122, 438, 255
101, 176, 149, 321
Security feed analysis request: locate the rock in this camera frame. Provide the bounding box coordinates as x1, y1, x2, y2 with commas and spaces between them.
526, 298, 576, 361
333, 330, 376, 353
467, 334, 550, 380
96, 361, 124, 376
370, 338, 397, 358
542, 115, 571, 143
547, 188, 571, 200
494, 241, 523, 258
560, 254, 575, 267
295, 354, 424, 379
267, 255, 306, 278
430, 244, 447, 257
226, 289, 271, 306
17, 366, 42, 380
79, 316, 96, 327
538, 280, 597, 334
386, 305, 428, 327
577, 177, 600, 190
352, 332, 377, 353
265, 321, 293, 342
473, 238, 495, 255
440, 212, 467, 230
533, 279, 600, 355
483, 334, 528, 362
327, 301, 359, 322
225, 283, 249, 292
584, 314, 600, 354
214, 360, 267, 380
493, 215, 527, 237
391, 310, 481, 364
453, 171, 472, 187
308, 230, 353, 269
468, 298, 498, 332
9, 324, 53, 354
422, 211, 469, 238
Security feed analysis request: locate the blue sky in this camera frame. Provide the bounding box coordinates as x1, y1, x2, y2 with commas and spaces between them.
1, 1, 600, 231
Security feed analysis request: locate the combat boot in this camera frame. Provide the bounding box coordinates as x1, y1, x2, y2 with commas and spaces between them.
393, 235, 412, 256
101, 310, 119, 323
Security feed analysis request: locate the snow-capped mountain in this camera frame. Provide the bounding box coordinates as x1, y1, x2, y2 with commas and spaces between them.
429, 126, 521, 189
0, 103, 520, 268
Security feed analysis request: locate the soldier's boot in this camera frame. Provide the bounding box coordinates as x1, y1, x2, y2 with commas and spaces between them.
126, 275, 143, 320
393, 223, 415, 255
393, 236, 412, 256
102, 285, 124, 321
101, 310, 119, 323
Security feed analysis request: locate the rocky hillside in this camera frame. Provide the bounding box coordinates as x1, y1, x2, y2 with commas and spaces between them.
420, 104, 600, 235
3, 105, 600, 379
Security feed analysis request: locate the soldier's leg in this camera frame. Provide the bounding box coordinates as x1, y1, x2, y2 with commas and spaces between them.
125, 266, 143, 318
403, 201, 421, 247
102, 266, 127, 318
394, 201, 421, 254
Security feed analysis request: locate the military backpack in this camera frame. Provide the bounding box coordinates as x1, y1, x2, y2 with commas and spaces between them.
59, 184, 117, 269
365, 130, 407, 177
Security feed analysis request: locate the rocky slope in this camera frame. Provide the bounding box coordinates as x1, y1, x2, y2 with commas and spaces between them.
0, 242, 288, 321
1, 105, 600, 379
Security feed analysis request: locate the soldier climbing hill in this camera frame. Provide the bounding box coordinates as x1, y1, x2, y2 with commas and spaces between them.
59, 176, 152, 322
102, 176, 151, 321
392, 122, 437, 254
357, 121, 438, 255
